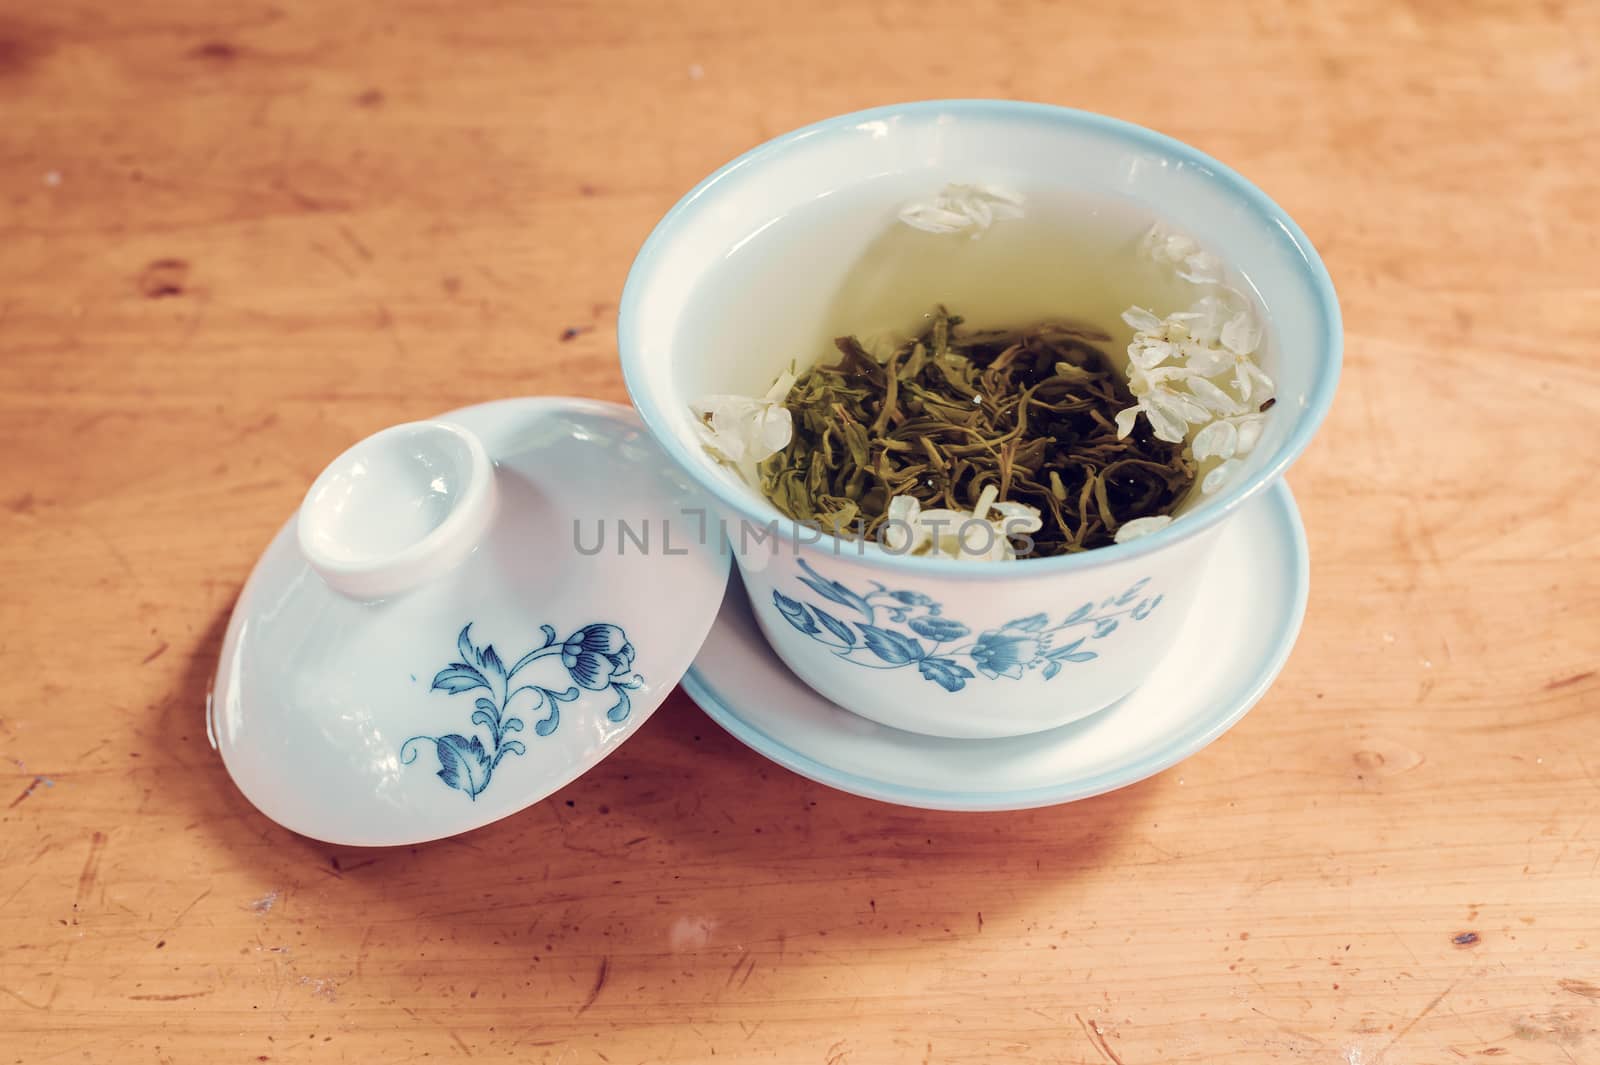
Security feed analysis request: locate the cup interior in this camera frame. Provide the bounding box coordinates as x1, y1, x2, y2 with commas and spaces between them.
620, 101, 1340, 565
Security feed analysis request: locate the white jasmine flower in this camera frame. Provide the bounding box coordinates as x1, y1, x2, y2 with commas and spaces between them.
899, 183, 1024, 238
880, 495, 923, 553
989, 498, 1043, 535
1192, 412, 1269, 462
1121, 306, 1164, 333
1232, 356, 1276, 405
1186, 376, 1243, 416
1115, 295, 1274, 447
1128, 336, 1177, 370
1119, 359, 1212, 444
1179, 338, 1234, 377
1114, 387, 1197, 444
1114, 230, 1280, 528
1176, 252, 1223, 285
690, 370, 796, 464
1190, 419, 1237, 463
1171, 295, 1229, 343
1114, 514, 1173, 544
1140, 224, 1224, 284
1201, 458, 1242, 496
1177, 298, 1274, 399
1113, 405, 1142, 441
879, 486, 1042, 562
1220, 309, 1262, 356
1234, 413, 1266, 454
1144, 389, 1212, 443
1116, 398, 1186, 443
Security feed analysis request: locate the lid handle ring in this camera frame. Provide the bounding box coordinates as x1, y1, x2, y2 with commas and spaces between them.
296, 421, 497, 600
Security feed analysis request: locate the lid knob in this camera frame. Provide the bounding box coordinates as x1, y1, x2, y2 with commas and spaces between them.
296, 421, 496, 599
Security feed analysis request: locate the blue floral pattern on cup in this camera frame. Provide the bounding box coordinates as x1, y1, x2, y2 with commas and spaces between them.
402, 623, 643, 800
772, 559, 1163, 693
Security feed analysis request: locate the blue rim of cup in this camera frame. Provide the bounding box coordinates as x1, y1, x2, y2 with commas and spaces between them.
680, 480, 1309, 810
618, 99, 1342, 580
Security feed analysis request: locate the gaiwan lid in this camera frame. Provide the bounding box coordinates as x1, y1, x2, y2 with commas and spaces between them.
210, 397, 728, 846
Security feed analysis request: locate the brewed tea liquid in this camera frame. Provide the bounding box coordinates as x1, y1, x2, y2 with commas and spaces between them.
675, 180, 1236, 392
815, 186, 1201, 365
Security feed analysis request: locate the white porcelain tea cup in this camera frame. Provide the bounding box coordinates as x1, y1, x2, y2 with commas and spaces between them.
620, 100, 1340, 738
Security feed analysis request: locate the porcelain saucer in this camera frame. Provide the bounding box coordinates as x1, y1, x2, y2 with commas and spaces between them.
682, 481, 1308, 811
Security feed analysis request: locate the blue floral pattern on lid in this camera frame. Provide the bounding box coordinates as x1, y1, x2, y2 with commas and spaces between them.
402, 623, 643, 800
772, 559, 1162, 692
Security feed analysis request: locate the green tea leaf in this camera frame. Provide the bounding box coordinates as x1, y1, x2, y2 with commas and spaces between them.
758, 305, 1195, 555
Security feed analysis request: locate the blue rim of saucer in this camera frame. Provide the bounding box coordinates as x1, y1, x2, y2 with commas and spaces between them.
619, 99, 1343, 583
681, 480, 1309, 811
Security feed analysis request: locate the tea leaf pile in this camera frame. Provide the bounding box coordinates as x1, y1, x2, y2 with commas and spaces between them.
758, 307, 1195, 556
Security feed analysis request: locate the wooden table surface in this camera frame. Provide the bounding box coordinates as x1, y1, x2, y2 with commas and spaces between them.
3, 1, 1597, 1061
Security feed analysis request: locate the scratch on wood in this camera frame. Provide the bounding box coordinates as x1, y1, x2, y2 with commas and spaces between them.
154, 887, 212, 944
137, 258, 189, 299
74, 831, 108, 912
447, 1030, 472, 1056
1243, 875, 1284, 898
725, 953, 752, 988
1559, 978, 1600, 999
0, 986, 51, 1010
336, 223, 373, 260
375, 302, 409, 358
356, 923, 376, 978
1385, 978, 1460, 1053
0, 874, 36, 912
129, 990, 214, 1001
475, 264, 513, 290
271, 177, 351, 213
1577, 756, 1600, 795
1384, 921, 1422, 966
307, 241, 355, 278
140, 642, 169, 665
188, 40, 240, 61
1075, 1012, 1125, 1065
576, 956, 608, 1014
8, 777, 43, 808
1546, 671, 1594, 690
175, 292, 209, 353
78, 521, 136, 580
